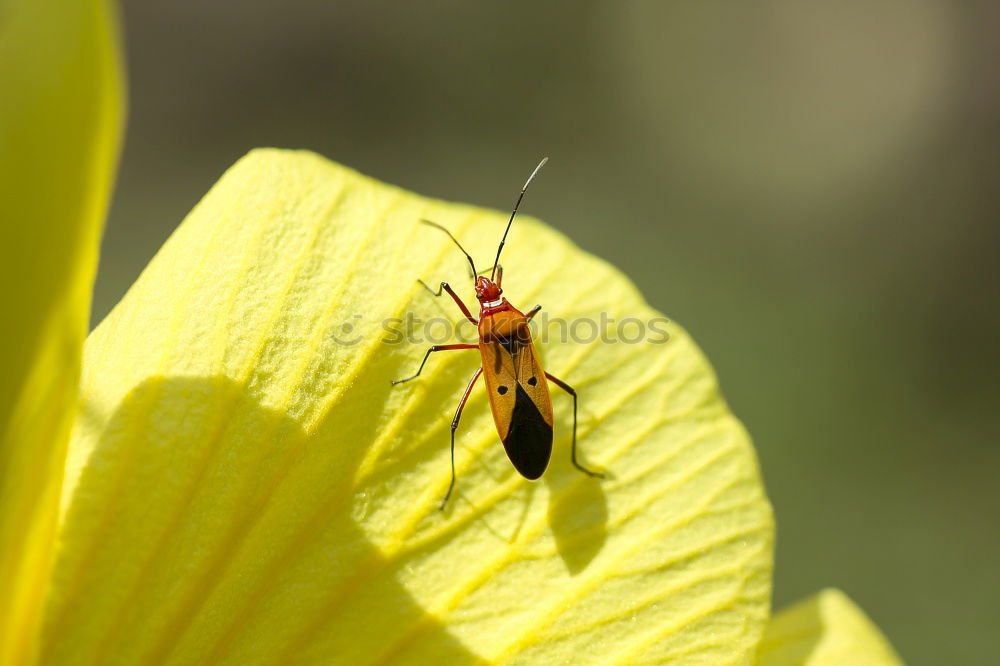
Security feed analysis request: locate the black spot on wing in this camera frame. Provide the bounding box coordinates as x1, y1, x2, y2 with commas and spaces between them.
502, 385, 552, 479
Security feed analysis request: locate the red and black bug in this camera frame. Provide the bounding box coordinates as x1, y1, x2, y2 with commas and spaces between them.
392, 158, 603, 509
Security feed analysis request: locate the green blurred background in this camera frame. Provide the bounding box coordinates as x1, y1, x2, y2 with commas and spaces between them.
94, 2, 999, 663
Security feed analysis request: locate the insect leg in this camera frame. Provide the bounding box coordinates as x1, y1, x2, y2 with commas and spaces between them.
525, 305, 541, 321
417, 279, 445, 296
545, 372, 604, 478
442, 367, 483, 510
391, 344, 478, 385
416, 280, 478, 325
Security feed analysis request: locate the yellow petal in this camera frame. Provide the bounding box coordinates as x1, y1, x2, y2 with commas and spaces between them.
0, 1, 123, 663
45, 150, 773, 664
756, 589, 902, 665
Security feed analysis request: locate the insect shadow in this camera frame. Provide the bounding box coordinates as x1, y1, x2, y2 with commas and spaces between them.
474, 411, 609, 576
544, 437, 609, 575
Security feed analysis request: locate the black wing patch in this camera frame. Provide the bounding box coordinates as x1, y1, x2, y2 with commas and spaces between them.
498, 334, 521, 357
502, 384, 553, 479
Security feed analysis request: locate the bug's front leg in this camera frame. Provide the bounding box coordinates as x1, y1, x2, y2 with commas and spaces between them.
545, 372, 604, 478
391, 344, 478, 385
416, 280, 478, 325
526, 304, 541, 321
442, 367, 483, 510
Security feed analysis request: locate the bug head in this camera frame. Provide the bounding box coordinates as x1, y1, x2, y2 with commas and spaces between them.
475, 275, 501, 302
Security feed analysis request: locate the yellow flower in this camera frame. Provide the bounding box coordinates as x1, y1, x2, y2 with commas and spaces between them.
47, 149, 775, 664
0, 0, 122, 663
757, 589, 903, 665
0, 3, 902, 664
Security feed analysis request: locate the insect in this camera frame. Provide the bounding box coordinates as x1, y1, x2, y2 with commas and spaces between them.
392, 158, 603, 509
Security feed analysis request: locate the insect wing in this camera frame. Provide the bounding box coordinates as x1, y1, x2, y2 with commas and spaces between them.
481, 333, 553, 479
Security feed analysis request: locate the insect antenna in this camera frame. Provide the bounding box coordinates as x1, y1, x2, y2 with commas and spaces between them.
421, 219, 477, 279
490, 157, 548, 281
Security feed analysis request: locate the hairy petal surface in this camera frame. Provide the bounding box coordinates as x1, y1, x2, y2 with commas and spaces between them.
46, 150, 773, 665
756, 589, 902, 666
0, 1, 123, 663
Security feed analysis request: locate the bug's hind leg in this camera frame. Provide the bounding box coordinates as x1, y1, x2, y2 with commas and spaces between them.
442, 367, 483, 510
545, 372, 604, 478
